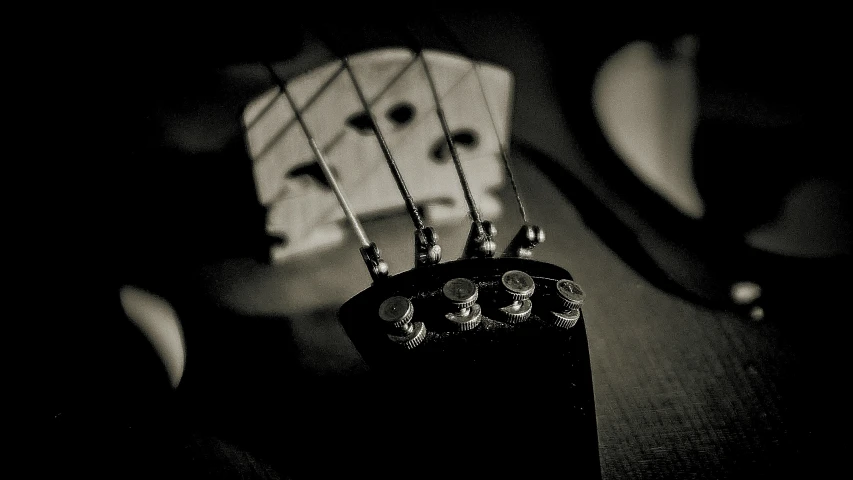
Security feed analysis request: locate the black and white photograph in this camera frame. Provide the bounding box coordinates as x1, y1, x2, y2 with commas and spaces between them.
46, 10, 849, 479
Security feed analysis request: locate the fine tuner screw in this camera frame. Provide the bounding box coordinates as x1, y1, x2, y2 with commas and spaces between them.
442, 278, 482, 331
502, 225, 545, 258
378, 296, 426, 349
415, 227, 442, 267
499, 270, 535, 323
552, 279, 585, 329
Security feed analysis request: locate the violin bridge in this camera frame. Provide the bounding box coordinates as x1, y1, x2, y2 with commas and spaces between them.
243, 48, 512, 262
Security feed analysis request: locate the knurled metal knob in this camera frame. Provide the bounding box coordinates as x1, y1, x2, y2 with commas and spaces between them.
500, 305, 530, 324
551, 279, 585, 329
555, 279, 584, 311
387, 321, 427, 349
379, 296, 414, 329
500, 270, 535, 323
443, 278, 479, 310
552, 309, 581, 329
378, 296, 426, 349
443, 278, 481, 331
502, 270, 535, 302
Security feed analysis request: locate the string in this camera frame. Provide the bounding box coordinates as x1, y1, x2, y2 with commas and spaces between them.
296, 67, 477, 231
472, 63, 527, 223
429, 16, 530, 224
341, 57, 426, 232
416, 48, 484, 227
252, 55, 420, 209
313, 25, 442, 266
252, 55, 419, 166
251, 63, 345, 162
395, 24, 498, 257
265, 63, 372, 249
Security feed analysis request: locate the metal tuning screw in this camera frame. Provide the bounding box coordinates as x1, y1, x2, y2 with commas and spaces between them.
361, 243, 390, 283
551, 279, 585, 329
415, 227, 442, 267
502, 225, 545, 258
442, 278, 482, 331
379, 296, 426, 349
499, 270, 535, 323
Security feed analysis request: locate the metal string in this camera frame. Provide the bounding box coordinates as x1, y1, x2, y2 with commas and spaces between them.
341, 57, 426, 232
265, 64, 372, 248
429, 17, 530, 223
417, 50, 484, 227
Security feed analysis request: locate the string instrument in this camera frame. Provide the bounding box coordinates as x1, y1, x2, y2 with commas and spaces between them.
86, 13, 606, 479
55, 10, 849, 480
228, 35, 599, 478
